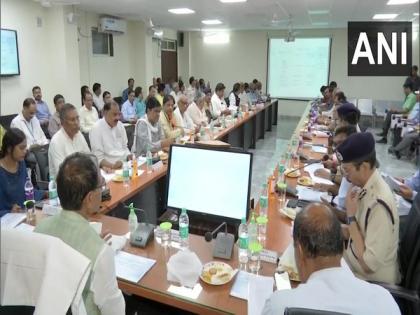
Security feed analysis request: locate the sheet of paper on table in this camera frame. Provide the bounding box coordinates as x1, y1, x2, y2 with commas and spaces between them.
304, 163, 334, 185
114, 251, 156, 283
296, 186, 332, 203
14, 222, 35, 232
248, 273, 274, 315
1, 213, 27, 229
311, 145, 328, 154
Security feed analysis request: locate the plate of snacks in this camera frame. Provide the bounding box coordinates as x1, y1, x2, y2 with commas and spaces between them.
285, 168, 300, 178
297, 176, 313, 186
200, 261, 236, 285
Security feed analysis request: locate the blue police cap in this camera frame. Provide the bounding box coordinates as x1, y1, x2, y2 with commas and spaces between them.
336, 132, 375, 163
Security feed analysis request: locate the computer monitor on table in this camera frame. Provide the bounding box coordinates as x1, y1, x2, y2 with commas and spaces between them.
165, 144, 252, 225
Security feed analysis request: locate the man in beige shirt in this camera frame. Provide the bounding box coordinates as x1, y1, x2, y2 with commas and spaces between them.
337, 132, 400, 284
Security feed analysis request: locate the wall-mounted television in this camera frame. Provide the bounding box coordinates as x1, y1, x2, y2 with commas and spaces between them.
1, 29, 20, 76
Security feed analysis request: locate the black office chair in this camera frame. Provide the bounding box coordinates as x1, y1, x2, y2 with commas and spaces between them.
0, 114, 18, 129
82, 132, 91, 150
372, 193, 420, 315
30, 144, 50, 184
284, 308, 350, 315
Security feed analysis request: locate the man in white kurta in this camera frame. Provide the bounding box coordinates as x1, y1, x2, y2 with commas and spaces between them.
48, 104, 90, 177
174, 95, 196, 134
89, 101, 130, 171
262, 204, 400, 315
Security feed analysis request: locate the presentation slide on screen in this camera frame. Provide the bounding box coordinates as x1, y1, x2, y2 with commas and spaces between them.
167, 147, 251, 220
268, 38, 330, 99
1, 29, 19, 76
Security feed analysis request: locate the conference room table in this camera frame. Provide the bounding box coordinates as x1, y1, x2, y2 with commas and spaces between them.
25, 100, 328, 314
100, 100, 279, 221
84, 101, 329, 314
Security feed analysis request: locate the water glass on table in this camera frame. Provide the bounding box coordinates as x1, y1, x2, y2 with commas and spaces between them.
277, 182, 287, 210
249, 241, 263, 274
160, 222, 172, 247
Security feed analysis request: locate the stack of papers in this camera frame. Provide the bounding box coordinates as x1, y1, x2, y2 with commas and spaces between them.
304, 163, 334, 186
1, 213, 26, 229
114, 251, 156, 283
297, 186, 332, 203
230, 271, 274, 304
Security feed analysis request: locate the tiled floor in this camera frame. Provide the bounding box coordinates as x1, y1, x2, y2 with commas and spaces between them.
249, 116, 300, 200
249, 116, 417, 201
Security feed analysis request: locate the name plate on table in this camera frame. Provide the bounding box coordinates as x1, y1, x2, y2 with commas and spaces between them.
260, 249, 279, 264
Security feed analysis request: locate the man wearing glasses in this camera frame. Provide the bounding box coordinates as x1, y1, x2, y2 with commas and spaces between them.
35, 152, 125, 315
336, 132, 400, 285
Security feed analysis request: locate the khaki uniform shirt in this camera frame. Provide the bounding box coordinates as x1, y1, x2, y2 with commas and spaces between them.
344, 169, 400, 284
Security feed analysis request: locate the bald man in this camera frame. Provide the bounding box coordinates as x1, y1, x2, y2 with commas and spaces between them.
262, 203, 399, 315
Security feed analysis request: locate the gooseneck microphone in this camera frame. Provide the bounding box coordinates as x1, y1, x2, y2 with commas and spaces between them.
204, 221, 234, 260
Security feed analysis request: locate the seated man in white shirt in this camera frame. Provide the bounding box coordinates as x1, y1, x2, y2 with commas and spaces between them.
48, 103, 90, 177
11, 98, 49, 149
79, 91, 99, 134
262, 203, 400, 315
174, 95, 199, 135
90, 101, 131, 172
35, 153, 125, 315
170, 82, 181, 106
92, 82, 105, 113
210, 83, 231, 118
187, 94, 208, 127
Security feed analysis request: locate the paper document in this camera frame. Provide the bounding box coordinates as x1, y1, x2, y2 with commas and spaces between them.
311, 145, 328, 154
114, 251, 156, 283
275, 272, 291, 291
14, 222, 35, 232
248, 274, 274, 315
304, 163, 334, 186
297, 186, 332, 203
100, 169, 115, 183
1, 213, 26, 229
230, 271, 252, 300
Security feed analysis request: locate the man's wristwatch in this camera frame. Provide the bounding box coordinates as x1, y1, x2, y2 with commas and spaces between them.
347, 216, 357, 225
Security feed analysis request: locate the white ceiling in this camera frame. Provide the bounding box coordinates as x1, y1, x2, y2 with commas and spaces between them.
61, 0, 419, 30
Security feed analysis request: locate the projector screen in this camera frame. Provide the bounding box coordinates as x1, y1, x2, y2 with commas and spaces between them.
267, 38, 331, 100
166, 145, 252, 222
1, 29, 20, 76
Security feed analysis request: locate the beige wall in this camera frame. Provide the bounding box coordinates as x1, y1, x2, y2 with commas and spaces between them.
1, 0, 80, 115
185, 28, 420, 103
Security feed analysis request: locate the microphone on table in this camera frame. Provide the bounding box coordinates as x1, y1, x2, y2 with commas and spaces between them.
122, 203, 155, 248
286, 159, 320, 175
204, 222, 234, 260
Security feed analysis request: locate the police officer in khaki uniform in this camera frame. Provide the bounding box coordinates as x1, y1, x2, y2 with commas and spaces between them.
336, 132, 400, 284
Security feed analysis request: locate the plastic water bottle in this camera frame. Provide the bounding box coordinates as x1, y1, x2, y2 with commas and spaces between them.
48, 175, 58, 206
24, 169, 34, 201
122, 162, 130, 187
259, 184, 268, 217
238, 217, 249, 268
128, 203, 138, 237
179, 208, 189, 249
146, 148, 153, 174
248, 212, 258, 244
131, 153, 138, 179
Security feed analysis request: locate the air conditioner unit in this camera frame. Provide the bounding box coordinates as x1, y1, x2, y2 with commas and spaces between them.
99, 17, 127, 34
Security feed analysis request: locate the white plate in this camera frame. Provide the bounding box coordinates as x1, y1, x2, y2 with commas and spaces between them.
200, 261, 235, 285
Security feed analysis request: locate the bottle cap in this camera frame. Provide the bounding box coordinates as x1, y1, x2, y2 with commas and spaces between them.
277, 182, 287, 190
248, 241, 262, 253
241, 217, 246, 224
160, 222, 172, 231
256, 216, 268, 224
181, 208, 187, 214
